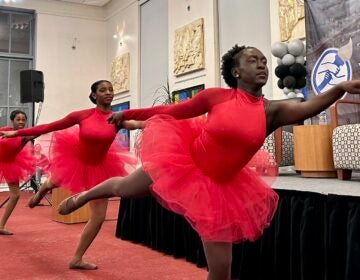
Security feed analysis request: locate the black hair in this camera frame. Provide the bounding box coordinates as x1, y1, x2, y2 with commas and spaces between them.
221, 44, 252, 88
10, 110, 27, 121
89, 80, 112, 104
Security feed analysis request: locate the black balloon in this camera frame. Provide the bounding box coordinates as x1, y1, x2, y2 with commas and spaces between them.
277, 79, 284, 89
289, 63, 307, 77
283, 75, 296, 88
295, 77, 306, 89
275, 65, 290, 79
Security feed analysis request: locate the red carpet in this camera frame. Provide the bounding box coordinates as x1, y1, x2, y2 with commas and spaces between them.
0, 191, 207, 280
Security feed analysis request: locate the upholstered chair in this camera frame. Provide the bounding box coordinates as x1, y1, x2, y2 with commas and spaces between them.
330, 99, 360, 180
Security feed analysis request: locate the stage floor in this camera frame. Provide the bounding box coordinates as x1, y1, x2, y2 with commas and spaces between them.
274, 167, 360, 196
1, 168, 359, 197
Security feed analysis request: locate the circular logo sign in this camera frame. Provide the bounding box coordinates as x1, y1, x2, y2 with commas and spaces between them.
311, 48, 352, 95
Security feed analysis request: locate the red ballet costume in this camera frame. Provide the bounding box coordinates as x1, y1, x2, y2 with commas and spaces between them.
16, 108, 136, 193
123, 88, 279, 243
0, 127, 35, 184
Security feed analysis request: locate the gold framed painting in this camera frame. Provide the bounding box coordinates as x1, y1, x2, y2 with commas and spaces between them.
111, 52, 130, 94
173, 18, 205, 76
279, 0, 305, 41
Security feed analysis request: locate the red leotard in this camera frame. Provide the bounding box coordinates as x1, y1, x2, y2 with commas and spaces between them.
124, 88, 279, 242
17, 108, 136, 192
0, 127, 34, 183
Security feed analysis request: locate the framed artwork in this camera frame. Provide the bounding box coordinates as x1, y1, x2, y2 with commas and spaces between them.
278, 0, 305, 41
110, 52, 130, 94
173, 18, 205, 76
172, 84, 206, 121
111, 101, 130, 149
172, 84, 205, 103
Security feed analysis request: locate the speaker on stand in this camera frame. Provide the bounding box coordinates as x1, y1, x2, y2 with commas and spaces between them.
3, 70, 52, 207
20, 69, 44, 126
20, 70, 44, 104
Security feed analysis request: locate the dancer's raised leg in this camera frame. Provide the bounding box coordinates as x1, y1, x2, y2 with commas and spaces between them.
0, 183, 20, 235
69, 198, 107, 270
28, 179, 56, 208
58, 168, 151, 215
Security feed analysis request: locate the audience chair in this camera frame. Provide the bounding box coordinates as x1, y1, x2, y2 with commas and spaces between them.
260, 127, 295, 171
330, 99, 360, 180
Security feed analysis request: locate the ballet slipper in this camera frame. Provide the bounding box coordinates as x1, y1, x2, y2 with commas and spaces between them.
58, 193, 81, 215
69, 261, 98, 270
27, 192, 43, 208
0, 228, 13, 235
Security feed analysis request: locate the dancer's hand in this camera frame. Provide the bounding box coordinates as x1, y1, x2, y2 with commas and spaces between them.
339, 80, 360, 94
107, 112, 124, 126
0, 130, 18, 138
21, 136, 36, 145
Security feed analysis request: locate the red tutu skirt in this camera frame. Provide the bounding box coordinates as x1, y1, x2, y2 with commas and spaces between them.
0, 141, 35, 184
34, 134, 52, 176
48, 126, 137, 193
137, 115, 279, 243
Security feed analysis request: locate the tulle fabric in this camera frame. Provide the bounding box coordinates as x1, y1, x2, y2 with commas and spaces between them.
0, 140, 35, 184
137, 115, 279, 243
34, 134, 52, 176
48, 126, 137, 193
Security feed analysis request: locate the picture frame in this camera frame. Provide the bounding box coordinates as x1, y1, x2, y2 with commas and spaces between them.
172, 84, 205, 103
111, 101, 130, 149
173, 18, 205, 76
110, 53, 130, 94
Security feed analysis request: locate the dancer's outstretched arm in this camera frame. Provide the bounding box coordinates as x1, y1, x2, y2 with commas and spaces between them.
58, 168, 152, 215
0, 109, 92, 138
121, 120, 145, 130
271, 80, 360, 128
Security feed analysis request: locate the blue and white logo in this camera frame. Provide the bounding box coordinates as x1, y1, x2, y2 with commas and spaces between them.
311, 48, 352, 95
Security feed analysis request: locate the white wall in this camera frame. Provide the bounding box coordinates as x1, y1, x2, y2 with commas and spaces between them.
218, 0, 273, 99
3, 0, 106, 123
168, 0, 219, 92
2, 0, 104, 20
36, 14, 106, 122
105, 0, 139, 108
139, 0, 168, 108
2, 0, 285, 118
269, 0, 285, 99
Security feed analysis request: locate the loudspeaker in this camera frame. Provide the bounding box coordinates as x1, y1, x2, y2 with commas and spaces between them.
20, 70, 44, 103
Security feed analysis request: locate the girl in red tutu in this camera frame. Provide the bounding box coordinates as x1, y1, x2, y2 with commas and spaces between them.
10, 47, 360, 279
57, 46, 360, 279
56, 45, 360, 279
0, 80, 137, 269
0, 110, 35, 235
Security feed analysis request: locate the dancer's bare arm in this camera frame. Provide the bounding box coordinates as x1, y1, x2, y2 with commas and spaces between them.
270, 80, 360, 128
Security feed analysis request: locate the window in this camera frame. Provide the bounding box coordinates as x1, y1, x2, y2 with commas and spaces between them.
0, 8, 35, 127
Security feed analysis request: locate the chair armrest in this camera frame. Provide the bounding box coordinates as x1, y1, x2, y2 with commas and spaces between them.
330, 99, 360, 129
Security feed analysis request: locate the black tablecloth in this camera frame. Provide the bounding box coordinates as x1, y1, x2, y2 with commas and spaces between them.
116, 190, 360, 280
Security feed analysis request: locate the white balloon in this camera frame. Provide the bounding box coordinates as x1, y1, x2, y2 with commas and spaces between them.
287, 92, 297, 98
296, 93, 305, 98
282, 54, 295, 65
287, 39, 304, 56
271, 42, 288, 58
277, 58, 283, 65
283, 87, 291, 94
295, 55, 305, 64
302, 44, 306, 56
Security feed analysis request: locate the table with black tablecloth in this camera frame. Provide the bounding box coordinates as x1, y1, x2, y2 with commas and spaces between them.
116, 190, 360, 280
